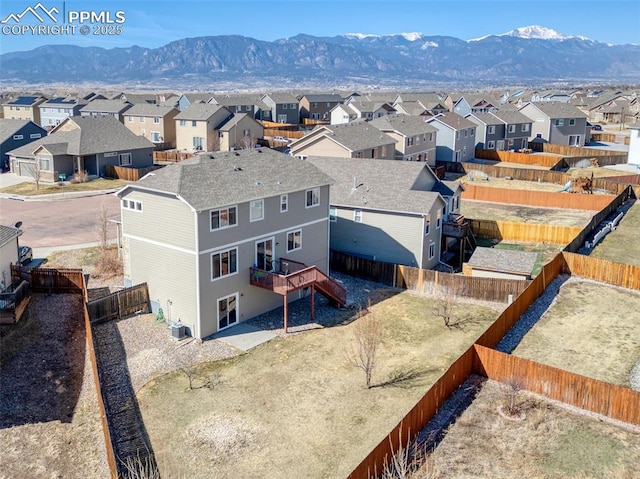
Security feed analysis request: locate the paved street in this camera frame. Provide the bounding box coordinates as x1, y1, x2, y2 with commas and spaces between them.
0, 194, 121, 248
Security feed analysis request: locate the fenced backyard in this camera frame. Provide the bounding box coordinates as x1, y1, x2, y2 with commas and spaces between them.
105, 165, 159, 182
86, 283, 150, 324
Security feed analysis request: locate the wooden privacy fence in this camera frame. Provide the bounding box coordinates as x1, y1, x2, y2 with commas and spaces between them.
105, 165, 159, 181
395, 265, 530, 302
87, 283, 150, 324
153, 150, 195, 162
473, 344, 640, 426
461, 183, 614, 210
469, 219, 582, 244
330, 250, 396, 285
562, 252, 640, 290
263, 129, 305, 139
531, 142, 628, 161
474, 149, 560, 168
11, 265, 84, 294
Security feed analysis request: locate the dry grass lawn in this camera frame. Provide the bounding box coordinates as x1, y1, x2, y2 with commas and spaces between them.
591, 201, 640, 267
461, 200, 594, 227
425, 379, 640, 479
513, 280, 640, 387
0, 177, 128, 196
137, 290, 500, 479
460, 175, 564, 192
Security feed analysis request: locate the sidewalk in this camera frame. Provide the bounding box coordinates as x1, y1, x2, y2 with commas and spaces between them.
0, 172, 119, 201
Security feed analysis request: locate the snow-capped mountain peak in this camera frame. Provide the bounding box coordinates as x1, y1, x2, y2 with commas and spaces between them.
344, 32, 425, 41
468, 25, 592, 42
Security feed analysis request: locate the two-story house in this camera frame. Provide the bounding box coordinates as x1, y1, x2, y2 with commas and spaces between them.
260, 93, 300, 124
308, 157, 458, 270
289, 122, 395, 160
393, 93, 448, 116
212, 94, 262, 119
425, 112, 476, 162
2, 96, 47, 125
176, 93, 216, 112
299, 94, 344, 121
216, 113, 264, 151
466, 110, 533, 151
329, 101, 395, 125
518, 102, 589, 146
38, 97, 87, 128
369, 114, 438, 164
0, 119, 47, 171
174, 104, 233, 152
124, 104, 180, 148
80, 99, 133, 123
117, 149, 343, 338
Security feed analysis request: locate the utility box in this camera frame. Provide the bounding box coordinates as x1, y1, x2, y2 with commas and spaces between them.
171, 323, 185, 340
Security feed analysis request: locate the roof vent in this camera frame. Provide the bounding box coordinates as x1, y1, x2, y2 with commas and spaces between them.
255, 181, 261, 186
234, 166, 242, 171
234, 151, 240, 156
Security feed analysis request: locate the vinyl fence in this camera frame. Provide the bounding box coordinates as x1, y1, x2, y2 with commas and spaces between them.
461, 183, 614, 210
86, 283, 150, 324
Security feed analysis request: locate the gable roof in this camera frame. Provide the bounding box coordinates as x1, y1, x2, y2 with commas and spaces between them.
123, 149, 333, 212
369, 114, 437, 136
466, 112, 503, 126
41, 97, 87, 108
212, 94, 262, 107
125, 104, 179, 117
7, 116, 153, 157
0, 225, 21, 248
520, 102, 586, 119
303, 123, 395, 151
0, 119, 45, 144
262, 93, 299, 104
426, 112, 476, 130
468, 247, 538, 275
3, 96, 45, 106
216, 113, 261, 132
174, 104, 229, 121
302, 94, 344, 103
80, 99, 131, 113
489, 110, 532, 124
307, 156, 444, 215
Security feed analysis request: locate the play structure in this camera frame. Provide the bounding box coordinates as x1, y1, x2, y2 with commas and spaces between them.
558, 173, 594, 194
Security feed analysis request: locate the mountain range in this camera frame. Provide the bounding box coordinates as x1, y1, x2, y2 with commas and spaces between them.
1, 25, 638, 88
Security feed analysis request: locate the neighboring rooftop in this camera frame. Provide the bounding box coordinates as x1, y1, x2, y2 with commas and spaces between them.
467, 247, 538, 275
370, 114, 438, 136
0, 119, 41, 143
427, 112, 477, 130
521, 101, 587, 119
174, 104, 229, 121
0, 225, 21, 248
80, 99, 132, 113
126, 104, 178, 117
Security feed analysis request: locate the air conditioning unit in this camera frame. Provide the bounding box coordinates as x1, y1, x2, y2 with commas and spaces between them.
171, 321, 185, 340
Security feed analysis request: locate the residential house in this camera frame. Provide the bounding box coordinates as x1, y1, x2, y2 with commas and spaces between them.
393, 93, 448, 116
425, 113, 477, 162
124, 104, 180, 148
38, 97, 87, 128
174, 104, 233, 152
7, 116, 154, 181
260, 93, 300, 124
465, 247, 538, 281
80, 99, 133, 122
111, 92, 177, 105
519, 102, 589, 146
466, 110, 532, 151
212, 94, 262, 119
0, 119, 47, 171
0, 225, 20, 291
628, 124, 640, 167
307, 157, 456, 269
216, 113, 264, 151
289, 122, 395, 160
2, 96, 47, 125
369, 114, 438, 164
117, 149, 340, 338
299, 94, 344, 121
330, 101, 395, 125
176, 93, 216, 112
453, 95, 500, 117
586, 93, 631, 124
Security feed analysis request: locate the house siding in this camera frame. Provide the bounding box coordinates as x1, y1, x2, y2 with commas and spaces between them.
0, 237, 18, 289
176, 120, 212, 151
1, 122, 47, 171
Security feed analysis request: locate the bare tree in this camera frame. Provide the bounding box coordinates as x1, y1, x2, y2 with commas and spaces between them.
432, 284, 471, 330
97, 202, 110, 250
30, 159, 43, 191
238, 133, 257, 150
346, 302, 381, 388
207, 131, 221, 152
500, 379, 524, 418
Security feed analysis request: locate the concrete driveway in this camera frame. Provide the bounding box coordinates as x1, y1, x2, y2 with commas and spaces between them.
0, 193, 121, 249
0, 172, 32, 189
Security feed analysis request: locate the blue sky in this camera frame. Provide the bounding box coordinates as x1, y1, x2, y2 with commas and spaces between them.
1, 0, 639, 53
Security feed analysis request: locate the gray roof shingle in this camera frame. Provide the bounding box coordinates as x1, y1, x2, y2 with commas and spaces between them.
174, 104, 228, 121
468, 247, 538, 275
126, 149, 334, 211
306, 123, 395, 151
0, 119, 33, 143
521, 102, 587, 119
427, 112, 476, 130
80, 99, 131, 113
125, 104, 178, 117
369, 114, 438, 137
307, 156, 444, 214
0, 225, 20, 248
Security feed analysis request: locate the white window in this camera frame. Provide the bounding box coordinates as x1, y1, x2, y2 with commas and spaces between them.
488, 125, 495, 134
12, 134, 23, 140
569, 119, 576, 126
210, 206, 237, 230
127, 115, 134, 123
429, 242, 435, 260
407, 137, 414, 146
487, 140, 496, 149
280, 194, 288, 212
150, 131, 162, 142
211, 248, 238, 280
424, 215, 430, 235
428, 133, 433, 142
119, 153, 132, 165
456, 131, 460, 140
193, 137, 203, 149
464, 130, 468, 138
290, 104, 296, 109
287, 229, 302, 252
192, 120, 197, 127
250, 199, 264, 222
508, 124, 516, 133
354, 209, 362, 223
139, 116, 145, 123
179, 120, 186, 126
454, 150, 462, 162
30, 133, 41, 139
153, 116, 160, 124
217, 293, 238, 330
329, 207, 337, 222
554, 119, 564, 127
306, 187, 319, 208
122, 199, 143, 212
521, 124, 530, 132
436, 208, 442, 229
39, 158, 51, 170
283, 104, 288, 109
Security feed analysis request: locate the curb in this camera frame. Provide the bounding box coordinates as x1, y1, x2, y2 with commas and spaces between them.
0, 189, 119, 202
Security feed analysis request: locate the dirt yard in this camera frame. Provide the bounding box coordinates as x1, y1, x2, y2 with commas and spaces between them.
512, 279, 640, 388
422, 378, 640, 479
0, 294, 110, 479
137, 290, 501, 479
591, 201, 640, 266
461, 200, 595, 226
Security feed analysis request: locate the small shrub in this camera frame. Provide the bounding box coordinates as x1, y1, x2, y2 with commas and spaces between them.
94, 248, 122, 278
70, 170, 89, 184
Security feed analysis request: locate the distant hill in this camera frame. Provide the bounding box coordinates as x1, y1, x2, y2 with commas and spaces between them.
2, 26, 638, 87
